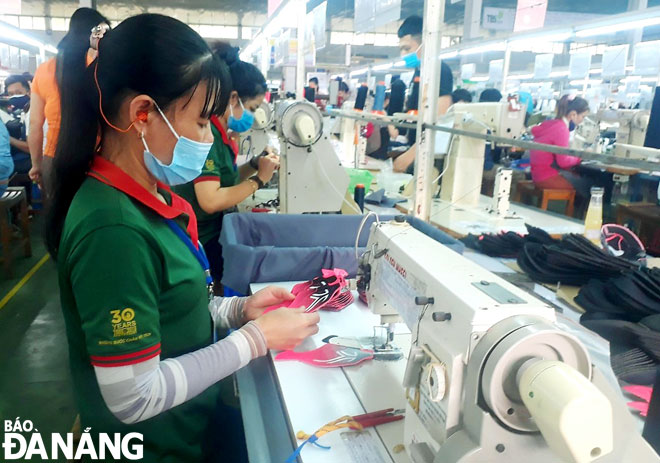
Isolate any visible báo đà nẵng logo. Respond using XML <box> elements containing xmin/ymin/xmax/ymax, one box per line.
<box><xmin>2</xmin><ymin>418</ymin><xmax>143</xmax><ymax>460</ymax></box>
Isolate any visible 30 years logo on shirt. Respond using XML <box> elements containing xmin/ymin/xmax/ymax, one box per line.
<box><xmin>110</xmin><ymin>308</ymin><xmax>137</xmax><ymax>338</ymax></box>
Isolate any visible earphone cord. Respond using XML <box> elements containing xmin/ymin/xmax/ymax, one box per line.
<box><xmin>94</xmin><ymin>40</ymin><xmax>143</xmax><ymax>133</ymax></box>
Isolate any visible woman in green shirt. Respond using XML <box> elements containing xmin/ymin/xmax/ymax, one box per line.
<box><xmin>48</xmin><ymin>14</ymin><xmax>318</xmax><ymax>462</ymax></box>
<box><xmin>176</xmin><ymin>43</ymin><xmax>278</xmax><ymax>290</ymax></box>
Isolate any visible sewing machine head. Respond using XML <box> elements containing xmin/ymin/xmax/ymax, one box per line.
<box><xmin>359</xmin><ymin>220</ymin><xmax>657</xmax><ymax>463</ymax></box>
<box><xmin>275</xmin><ymin>100</ymin><xmax>349</xmax><ymax>213</ymax></box>
<box><xmin>449</xmin><ymin>101</ymin><xmax>526</xmax><ymax>141</ymax></box>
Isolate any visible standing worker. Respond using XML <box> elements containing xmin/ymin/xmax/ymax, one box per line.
<box><xmin>393</xmin><ymin>15</ymin><xmax>454</xmax><ymax>173</ymax></box>
<box><xmin>28</xmin><ymin>8</ymin><xmax>109</xmax><ymax>195</ymax></box>
<box><xmin>175</xmin><ymin>44</ymin><xmax>279</xmax><ymax>290</ymax></box>
<box><xmin>49</xmin><ymin>14</ymin><xmax>318</xmax><ymax>462</ymax></box>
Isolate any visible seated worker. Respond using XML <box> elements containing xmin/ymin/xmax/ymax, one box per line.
<box><xmin>49</xmin><ymin>14</ymin><xmax>318</xmax><ymax>462</ymax></box>
<box><xmin>175</xmin><ymin>43</ymin><xmax>279</xmax><ymax>289</ymax></box>
<box><xmin>4</xmin><ymin>74</ymin><xmax>32</xmax><ymax>167</ymax></box>
<box><xmin>337</xmin><ymin>80</ymin><xmax>350</xmax><ymax>107</ymax></box>
<box><xmin>393</xmin><ymin>15</ymin><xmax>454</xmax><ymax>173</ymax></box>
<box><xmin>366</xmin><ymin>80</ymin><xmax>407</xmax><ymax>160</ymax></box>
<box><xmin>451</xmin><ymin>88</ymin><xmax>472</xmax><ymax>104</ymax></box>
<box><xmin>308</xmin><ymin>77</ymin><xmax>319</xmax><ymax>92</ymax></box>
<box><xmin>530</xmin><ymin>95</ymin><xmax>590</xmax><ymax>201</ymax></box>
<box><xmin>0</xmin><ymin>121</ymin><xmax>14</xmax><ymax>196</ymax></box>
<box><xmin>4</xmin><ymin>74</ymin><xmax>33</xmax><ymax>202</ymax></box>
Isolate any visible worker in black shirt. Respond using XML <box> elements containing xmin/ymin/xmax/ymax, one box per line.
<box><xmin>393</xmin><ymin>15</ymin><xmax>454</xmax><ymax>173</ymax></box>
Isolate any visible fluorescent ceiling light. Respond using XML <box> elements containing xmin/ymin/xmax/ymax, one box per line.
<box><xmin>350</xmin><ymin>68</ymin><xmax>368</xmax><ymax>77</ymax></box>
<box><xmin>469</xmin><ymin>76</ymin><xmax>489</xmax><ymax>82</ymax></box>
<box><xmin>439</xmin><ymin>51</ymin><xmax>458</xmax><ymax>59</ymax></box>
<box><xmin>394</xmin><ymin>60</ymin><xmax>405</xmax><ymax>67</ymax></box>
<box><xmin>569</xmin><ymin>79</ymin><xmax>603</xmax><ymax>86</ymax></box>
<box><xmin>459</xmin><ymin>42</ymin><xmax>505</xmax><ymax>56</ymax></box>
<box><xmin>0</xmin><ymin>21</ymin><xmax>43</xmax><ymax>48</ymax></box>
<box><xmin>576</xmin><ymin>16</ymin><xmax>660</xmax><ymax>37</ymax></box>
<box><xmin>373</xmin><ymin>62</ymin><xmax>393</xmax><ymax>71</ymax></box>
<box><xmin>45</xmin><ymin>44</ymin><xmax>57</xmax><ymax>54</ymax></box>
<box><xmin>509</xmin><ymin>31</ymin><xmax>572</xmax><ymax>44</ymax></box>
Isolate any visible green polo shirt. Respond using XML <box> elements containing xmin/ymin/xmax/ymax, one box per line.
<box><xmin>175</xmin><ymin>122</ymin><xmax>240</xmax><ymax>244</ymax></box>
<box><xmin>58</xmin><ymin>164</ymin><xmax>220</xmax><ymax>462</ymax></box>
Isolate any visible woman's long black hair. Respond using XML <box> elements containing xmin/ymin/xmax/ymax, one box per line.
<box><xmin>55</xmin><ymin>7</ymin><xmax>109</xmax><ymax>94</ymax></box>
<box><xmin>213</xmin><ymin>42</ymin><xmax>267</xmax><ymax>100</ymax></box>
<box><xmin>47</xmin><ymin>13</ymin><xmax>227</xmax><ymax>258</ymax></box>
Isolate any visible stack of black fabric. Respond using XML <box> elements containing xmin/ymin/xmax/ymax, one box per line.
<box><xmin>517</xmin><ymin>234</ymin><xmax>639</xmax><ymax>286</ymax></box>
<box><xmin>461</xmin><ymin>224</ymin><xmax>556</xmax><ymax>258</ymax></box>
<box><xmin>576</xmin><ymin>268</ymin><xmax>660</xmax><ymax>383</ymax></box>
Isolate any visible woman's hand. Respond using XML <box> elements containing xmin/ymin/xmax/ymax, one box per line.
<box><xmin>243</xmin><ymin>286</ymin><xmax>295</xmax><ymax>322</ymax></box>
<box><xmin>29</xmin><ymin>164</ymin><xmax>42</xmax><ymax>188</ymax></box>
<box><xmin>257</xmin><ymin>153</ymin><xmax>280</xmax><ymax>184</ymax></box>
<box><xmin>254</xmin><ymin>307</ymin><xmax>320</xmax><ymax>350</ymax></box>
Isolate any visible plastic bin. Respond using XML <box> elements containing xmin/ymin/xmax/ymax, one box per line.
<box><xmin>220</xmin><ymin>213</ymin><xmax>464</xmax><ymax>295</ymax></box>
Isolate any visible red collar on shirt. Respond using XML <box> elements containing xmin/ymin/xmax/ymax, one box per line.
<box><xmin>87</xmin><ymin>156</ymin><xmax>199</xmax><ymax>247</ymax></box>
<box><xmin>210</xmin><ymin>115</ymin><xmax>238</xmax><ymax>163</ymax></box>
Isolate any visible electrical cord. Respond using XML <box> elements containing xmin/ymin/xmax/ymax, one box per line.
<box><xmin>355</xmin><ymin>211</ymin><xmax>380</xmax><ymax>260</ymax></box>
<box><xmin>316</xmin><ymin>152</ymin><xmax>363</xmax><ymax>215</ymax></box>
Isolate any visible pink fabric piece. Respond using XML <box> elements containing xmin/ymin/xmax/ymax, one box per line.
<box><xmin>263</xmin><ymin>269</ymin><xmax>350</xmax><ymax>314</ymax></box>
<box><xmin>623</xmin><ymin>385</ymin><xmax>653</xmax><ymax>402</ymax></box>
<box><xmin>322</xmin><ymin>288</ymin><xmax>354</xmax><ymax>312</ymax></box>
<box><xmin>627</xmin><ymin>401</ymin><xmax>649</xmax><ymax>417</ymax></box>
<box><xmin>530</xmin><ymin>119</ymin><xmax>581</xmax><ymax>183</ymax></box>
<box><xmin>275</xmin><ymin>343</ymin><xmax>374</xmax><ymax>367</ymax></box>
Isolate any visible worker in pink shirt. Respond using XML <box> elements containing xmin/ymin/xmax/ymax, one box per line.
<box><xmin>530</xmin><ymin>95</ymin><xmax>591</xmax><ymax>210</ymax></box>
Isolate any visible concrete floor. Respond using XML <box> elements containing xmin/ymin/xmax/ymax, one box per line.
<box><xmin>0</xmin><ymin>214</ymin><xmax>77</xmax><ymax>455</ymax></box>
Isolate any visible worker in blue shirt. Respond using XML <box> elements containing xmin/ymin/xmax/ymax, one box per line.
<box><xmin>0</xmin><ymin>122</ymin><xmax>15</xmax><ymax>196</ymax></box>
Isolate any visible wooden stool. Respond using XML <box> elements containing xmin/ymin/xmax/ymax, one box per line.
<box><xmin>513</xmin><ymin>180</ymin><xmax>575</xmax><ymax>217</ymax></box>
<box><xmin>0</xmin><ymin>187</ymin><xmax>32</xmax><ymax>278</ymax></box>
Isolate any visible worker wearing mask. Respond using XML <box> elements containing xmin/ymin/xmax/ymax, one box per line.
<box><xmin>175</xmin><ymin>43</ymin><xmax>279</xmax><ymax>289</ymax></box>
<box><xmin>4</xmin><ymin>75</ymin><xmax>32</xmax><ymax>175</ymax></box>
<box><xmin>50</xmin><ymin>14</ymin><xmax>318</xmax><ymax>462</ymax></box>
<box><xmin>393</xmin><ymin>15</ymin><xmax>454</xmax><ymax>173</ymax></box>
<box><xmin>530</xmin><ymin>95</ymin><xmax>589</xmax><ymax>200</ymax></box>
<box><xmin>29</xmin><ymin>7</ymin><xmax>110</xmax><ymax>196</ymax></box>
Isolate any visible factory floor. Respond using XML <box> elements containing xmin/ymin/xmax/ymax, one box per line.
<box><xmin>0</xmin><ymin>214</ymin><xmax>77</xmax><ymax>442</ymax></box>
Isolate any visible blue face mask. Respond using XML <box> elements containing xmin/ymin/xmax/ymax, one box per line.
<box><xmin>228</xmin><ymin>99</ymin><xmax>255</xmax><ymax>133</ymax></box>
<box><xmin>401</xmin><ymin>44</ymin><xmax>422</xmax><ymax>69</ymax></box>
<box><xmin>142</xmin><ymin>103</ymin><xmax>213</xmax><ymax>186</ymax></box>
<box><xmin>569</xmin><ymin>120</ymin><xmax>576</xmax><ymax>132</ymax></box>
<box><xmin>9</xmin><ymin>94</ymin><xmax>29</xmax><ymax>110</ymax></box>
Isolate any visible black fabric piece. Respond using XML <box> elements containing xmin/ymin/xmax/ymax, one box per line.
<box><xmin>460</xmin><ymin>223</ymin><xmax>558</xmax><ymax>258</ymax></box>
<box><xmin>517</xmin><ymin>234</ymin><xmax>639</xmax><ymax>286</ymax></box>
<box><xmin>611</xmin><ymin>349</ymin><xmax>659</xmax><ymax>384</ymax></box>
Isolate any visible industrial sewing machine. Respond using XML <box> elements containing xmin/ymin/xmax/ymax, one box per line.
<box><xmin>439</xmin><ymin>101</ymin><xmax>526</xmax><ymax>215</ymax></box>
<box><xmin>239</xmin><ymin>101</ymin><xmax>274</xmax><ymax>157</ymax></box>
<box><xmin>275</xmin><ymin>100</ymin><xmax>350</xmax><ymax>213</ymax></box>
<box><xmin>597</xmin><ymin>109</ymin><xmax>650</xmax><ymax>147</ymax></box>
<box><xmin>359</xmin><ymin>219</ymin><xmax>658</xmax><ymax>463</ymax></box>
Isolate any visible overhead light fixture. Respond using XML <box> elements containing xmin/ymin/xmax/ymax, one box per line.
<box><xmin>372</xmin><ymin>62</ymin><xmax>393</xmax><ymax>71</ymax></box>
<box><xmin>439</xmin><ymin>51</ymin><xmax>458</xmax><ymax>60</ymax></box>
<box><xmin>459</xmin><ymin>42</ymin><xmax>505</xmax><ymax>56</ymax></box>
<box><xmin>576</xmin><ymin>16</ymin><xmax>660</xmax><ymax>37</ymax></box>
<box><xmin>569</xmin><ymin>79</ymin><xmax>603</xmax><ymax>86</ymax></box>
<box><xmin>45</xmin><ymin>45</ymin><xmax>58</xmax><ymax>54</ymax></box>
<box><xmin>394</xmin><ymin>60</ymin><xmax>405</xmax><ymax>67</ymax></box>
<box><xmin>509</xmin><ymin>31</ymin><xmax>572</xmax><ymax>44</ymax></box>
<box><xmin>469</xmin><ymin>76</ymin><xmax>489</xmax><ymax>82</ymax></box>
<box><xmin>350</xmin><ymin>68</ymin><xmax>368</xmax><ymax>77</ymax></box>
<box><xmin>0</xmin><ymin>22</ymin><xmax>41</xmax><ymax>48</ymax></box>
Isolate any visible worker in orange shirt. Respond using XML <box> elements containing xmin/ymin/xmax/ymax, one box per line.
<box><xmin>28</xmin><ymin>8</ymin><xmax>110</xmax><ymax>196</ymax></box>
